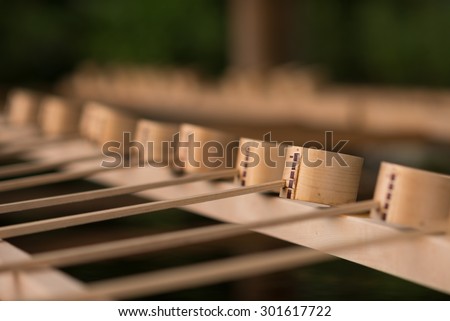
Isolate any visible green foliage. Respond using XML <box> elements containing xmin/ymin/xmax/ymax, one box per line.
<box><xmin>303</xmin><ymin>0</ymin><xmax>450</xmax><ymax>86</ymax></box>
<box><xmin>0</xmin><ymin>1</ymin><xmax>79</xmax><ymax>85</ymax></box>
<box><xmin>74</xmin><ymin>0</ymin><xmax>226</xmax><ymax>69</ymax></box>
<box><xmin>0</xmin><ymin>0</ymin><xmax>226</xmax><ymax>85</ymax></box>
<box><xmin>0</xmin><ymin>0</ymin><xmax>449</xmax><ymax>87</ymax></box>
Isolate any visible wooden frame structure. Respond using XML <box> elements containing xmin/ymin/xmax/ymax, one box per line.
<box><xmin>0</xmin><ymin>134</ymin><xmax>449</xmax><ymax>299</ymax></box>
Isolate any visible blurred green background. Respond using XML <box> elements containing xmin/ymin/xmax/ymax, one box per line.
<box><xmin>1</xmin><ymin>0</ymin><xmax>450</xmax><ymax>87</ymax></box>
<box><xmin>0</xmin><ymin>0</ymin><xmax>226</xmax><ymax>86</ymax></box>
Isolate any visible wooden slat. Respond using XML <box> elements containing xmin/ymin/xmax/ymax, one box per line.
<box><xmin>84</xmin><ymin>159</ymin><xmax>450</xmax><ymax>294</ymax></box>
<box><xmin>0</xmin><ymin>154</ymin><xmax>101</xmax><ymax>179</ymax></box>
<box><xmin>7</xmin><ymin>138</ymin><xmax>450</xmax><ymax>296</ymax></box>
<box><xmin>0</xmin><ymin>169</ymin><xmax>237</xmax><ymax>213</ymax></box>
<box><xmin>0</xmin><ymin>200</ymin><xmax>376</xmax><ymax>271</ymax></box>
<box><xmin>0</xmin><ymin>180</ymin><xmax>285</xmax><ymax>239</ymax></box>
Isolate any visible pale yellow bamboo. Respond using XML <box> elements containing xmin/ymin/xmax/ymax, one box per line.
<box><xmin>0</xmin><ymin>169</ymin><xmax>237</xmax><ymax>213</ymax></box>
<box><xmin>55</xmin><ymin>227</ymin><xmax>445</xmax><ymax>300</ymax></box>
<box><xmin>0</xmin><ymin>200</ymin><xmax>376</xmax><ymax>271</ymax></box>
<box><xmin>0</xmin><ymin>180</ymin><xmax>285</xmax><ymax>239</ymax></box>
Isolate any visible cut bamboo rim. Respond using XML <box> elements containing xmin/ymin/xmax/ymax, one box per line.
<box><xmin>175</xmin><ymin>123</ymin><xmax>238</xmax><ymax>174</ymax></box>
<box><xmin>5</xmin><ymin>89</ymin><xmax>41</xmax><ymax>126</ymax></box>
<box><xmin>0</xmin><ymin>169</ymin><xmax>237</xmax><ymax>214</ymax></box>
<box><xmin>279</xmin><ymin>146</ymin><xmax>364</xmax><ymax>205</ymax></box>
<box><xmin>236</xmin><ymin>138</ymin><xmax>287</xmax><ymax>191</ymax></box>
<box><xmin>38</xmin><ymin>96</ymin><xmax>81</xmax><ymax>138</ymax></box>
<box><xmin>0</xmin><ymin>180</ymin><xmax>284</xmax><ymax>239</ymax></box>
<box><xmin>50</xmin><ymin>225</ymin><xmax>446</xmax><ymax>301</ymax></box>
<box><xmin>0</xmin><ymin>200</ymin><xmax>377</xmax><ymax>271</ymax></box>
<box><xmin>133</xmin><ymin>119</ymin><xmax>178</xmax><ymax>164</ymax></box>
<box><xmin>371</xmin><ymin>162</ymin><xmax>450</xmax><ymax>229</ymax></box>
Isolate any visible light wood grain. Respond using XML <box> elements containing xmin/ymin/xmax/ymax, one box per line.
<box><xmin>280</xmin><ymin>146</ymin><xmax>363</xmax><ymax>205</ymax></box>
<box><xmin>52</xmin><ymin>227</ymin><xmax>444</xmax><ymax>300</ymax></box>
<box><xmin>0</xmin><ymin>166</ymin><xmax>106</xmax><ymax>193</ymax></box>
<box><xmin>0</xmin><ymin>180</ymin><xmax>284</xmax><ymax>239</ymax></box>
<box><xmin>0</xmin><ymin>169</ymin><xmax>237</xmax><ymax>213</ymax></box>
<box><xmin>85</xmin><ymin>163</ymin><xmax>450</xmax><ymax>294</ymax></box>
<box><xmin>0</xmin><ymin>154</ymin><xmax>101</xmax><ymax>179</ymax></box>
<box><xmin>371</xmin><ymin>162</ymin><xmax>450</xmax><ymax>229</ymax></box>
<box><xmin>237</xmin><ymin>138</ymin><xmax>286</xmax><ymax>191</ymax></box>
<box><xmin>0</xmin><ymin>200</ymin><xmax>376</xmax><ymax>271</ymax></box>
<box><xmin>133</xmin><ymin>119</ymin><xmax>178</xmax><ymax>163</ymax></box>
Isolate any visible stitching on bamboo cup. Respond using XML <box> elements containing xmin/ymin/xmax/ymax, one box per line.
<box><xmin>236</xmin><ymin>138</ymin><xmax>287</xmax><ymax>191</ymax></box>
<box><xmin>371</xmin><ymin>162</ymin><xmax>450</xmax><ymax>229</ymax></box>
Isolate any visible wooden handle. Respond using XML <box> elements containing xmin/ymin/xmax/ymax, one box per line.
<box><xmin>0</xmin><ymin>200</ymin><xmax>376</xmax><ymax>271</ymax></box>
<box><xmin>0</xmin><ymin>166</ymin><xmax>106</xmax><ymax>193</ymax></box>
<box><xmin>280</xmin><ymin>146</ymin><xmax>363</xmax><ymax>205</ymax></box>
<box><xmin>0</xmin><ymin>180</ymin><xmax>285</xmax><ymax>239</ymax></box>
<box><xmin>0</xmin><ymin>154</ymin><xmax>100</xmax><ymax>179</ymax></box>
<box><xmin>51</xmin><ymin>225</ymin><xmax>442</xmax><ymax>301</ymax></box>
<box><xmin>371</xmin><ymin>162</ymin><xmax>450</xmax><ymax>229</ymax></box>
<box><xmin>0</xmin><ymin>169</ymin><xmax>237</xmax><ymax>214</ymax></box>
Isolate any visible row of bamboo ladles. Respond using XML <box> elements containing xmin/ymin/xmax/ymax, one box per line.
<box><xmin>0</xmin><ymin>88</ymin><xmax>449</xmax><ymax>299</ymax></box>
<box><xmin>1</xmin><ymin>88</ymin><xmax>449</xmax><ymax>230</ymax></box>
